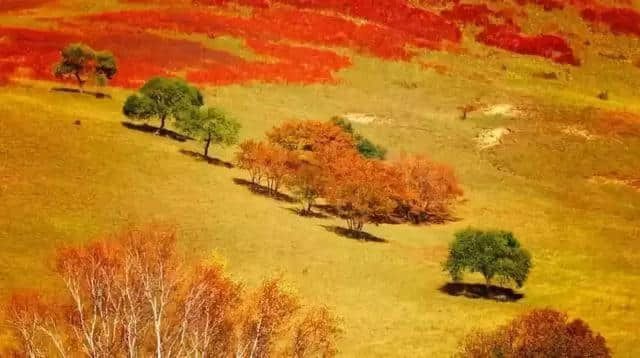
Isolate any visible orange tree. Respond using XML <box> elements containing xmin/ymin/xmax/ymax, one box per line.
<box><xmin>393</xmin><ymin>155</ymin><xmax>463</xmax><ymax>223</ymax></box>
<box><xmin>3</xmin><ymin>225</ymin><xmax>342</xmax><ymax>357</ymax></box>
<box><xmin>459</xmin><ymin>309</ymin><xmax>610</xmax><ymax>358</ymax></box>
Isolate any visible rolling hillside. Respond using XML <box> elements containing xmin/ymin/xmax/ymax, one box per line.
<box><xmin>1</xmin><ymin>0</ymin><xmax>639</xmax><ymax>356</ymax></box>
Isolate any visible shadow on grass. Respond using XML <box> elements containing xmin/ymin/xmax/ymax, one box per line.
<box><xmin>121</xmin><ymin>122</ymin><xmax>191</xmax><ymax>142</ymax></box>
<box><xmin>232</xmin><ymin>178</ymin><xmax>296</xmax><ymax>203</ymax></box>
<box><xmin>321</xmin><ymin>225</ymin><xmax>388</xmax><ymax>243</ymax></box>
<box><xmin>51</xmin><ymin>87</ymin><xmax>112</xmax><ymax>99</ymax></box>
<box><xmin>439</xmin><ymin>283</ymin><xmax>524</xmax><ymax>302</ymax></box>
<box><xmin>179</xmin><ymin>150</ymin><xmax>234</xmax><ymax>168</ymax></box>
<box><xmin>285</xmin><ymin>207</ymin><xmax>329</xmax><ymax>219</ymax></box>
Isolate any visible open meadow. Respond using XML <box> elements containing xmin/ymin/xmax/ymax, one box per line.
<box><xmin>0</xmin><ymin>0</ymin><xmax>639</xmax><ymax>356</ymax></box>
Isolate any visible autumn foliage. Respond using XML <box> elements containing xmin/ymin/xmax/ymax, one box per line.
<box><xmin>458</xmin><ymin>309</ymin><xmax>611</xmax><ymax>358</ymax></box>
<box><xmin>236</xmin><ymin>120</ymin><xmax>462</xmax><ymax>235</ymax></box>
<box><xmin>3</xmin><ymin>225</ymin><xmax>341</xmax><ymax>357</ymax></box>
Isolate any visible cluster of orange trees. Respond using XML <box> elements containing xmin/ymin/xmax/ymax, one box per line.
<box><xmin>235</xmin><ymin>120</ymin><xmax>463</xmax><ymax>235</ymax></box>
<box><xmin>3</xmin><ymin>225</ymin><xmax>340</xmax><ymax>357</ymax></box>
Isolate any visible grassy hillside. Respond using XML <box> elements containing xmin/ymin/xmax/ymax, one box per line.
<box><xmin>1</xmin><ymin>0</ymin><xmax>640</xmax><ymax>356</ymax></box>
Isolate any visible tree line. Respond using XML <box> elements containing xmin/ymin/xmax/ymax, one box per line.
<box><xmin>3</xmin><ymin>225</ymin><xmax>341</xmax><ymax>357</ymax></box>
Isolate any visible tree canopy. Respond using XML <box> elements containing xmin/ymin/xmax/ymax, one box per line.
<box><xmin>443</xmin><ymin>228</ymin><xmax>532</xmax><ymax>291</ymax></box>
<box><xmin>53</xmin><ymin>43</ymin><xmax>117</xmax><ymax>91</ymax></box>
<box><xmin>459</xmin><ymin>309</ymin><xmax>610</xmax><ymax>358</ymax></box>
<box><xmin>123</xmin><ymin>77</ymin><xmax>204</xmax><ymax>131</ymax></box>
<box><xmin>176</xmin><ymin>106</ymin><xmax>241</xmax><ymax>157</ymax></box>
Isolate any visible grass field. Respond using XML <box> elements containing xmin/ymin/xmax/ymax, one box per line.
<box><xmin>1</xmin><ymin>0</ymin><xmax>640</xmax><ymax>356</ymax></box>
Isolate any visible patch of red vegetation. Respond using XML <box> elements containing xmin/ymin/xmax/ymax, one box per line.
<box><xmin>84</xmin><ymin>7</ymin><xmax>451</xmax><ymax>60</ymax></box>
<box><xmin>581</xmin><ymin>5</ymin><xmax>640</xmax><ymax>37</ymax></box>
<box><xmin>0</xmin><ymin>27</ymin><xmax>73</xmax><ymax>84</ymax></box>
<box><xmin>0</xmin><ymin>22</ymin><xmax>350</xmax><ymax>87</ymax></box>
<box><xmin>441</xmin><ymin>4</ymin><xmax>501</xmax><ymax>26</ymax></box>
<box><xmin>0</xmin><ymin>0</ymin><xmax>54</xmax><ymax>12</ymax></box>
<box><xmin>477</xmin><ymin>24</ymin><xmax>579</xmax><ymax>65</ymax></box>
<box><xmin>275</xmin><ymin>0</ymin><xmax>461</xmax><ymax>44</ymax></box>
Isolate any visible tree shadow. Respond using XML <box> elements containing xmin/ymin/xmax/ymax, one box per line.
<box><xmin>121</xmin><ymin>122</ymin><xmax>191</xmax><ymax>142</ymax></box>
<box><xmin>51</xmin><ymin>87</ymin><xmax>112</xmax><ymax>99</ymax></box>
<box><xmin>179</xmin><ymin>149</ymin><xmax>234</xmax><ymax>168</ymax></box>
<box><xmin>232</xmin><ymin>178</ymin><xmax>296</xmax><ymax>203</ymax></box>
<box><xmin>439</xmin><ymin>283</ymin><xmax>524</xmax><ymax>302</ymax></box>
<box><xmin>285</xmin><ymin>207</ymin><xmax>329</xmax><ymax>219</ymax></box>
<box><xmin>321</xmin><ymin>225</ymin><xmax>388</xmax><ymax>243</ymax></box>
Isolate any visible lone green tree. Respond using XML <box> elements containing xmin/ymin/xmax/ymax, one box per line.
<box><xmin>443</xmin><ymin>228</ymin><xmax>532</xmax><ymax>294</ymax></box>
<box><xmin>176</xmin><ymin>107</ymin><xmax>241</xmax><ymax>157</ymax></box>
<box><xmin>123</xmin><ymin>77</ymin><xmax>204</xmax><ymax>132</ymax></box>
<box><xmin>53</xmin><ymin>43</ymin><xmax>117</xmax><ymax>92</ymax></box>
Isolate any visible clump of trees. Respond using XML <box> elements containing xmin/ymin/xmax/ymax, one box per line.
<box><xmin>443</xmin><ymin>228</ymin><xmax>532</xmax><ymax>294</ymax></box>
<box><xmin>236</xmin><ymin>119</ymin><xmax>463</xmax><ymax>237</ymax></box>
<box><xmin>3</xmin><ymin>225</ymin><xmax>341</xmax><ymax>357</ymax></box>
<box><xmin>123</xmin><ymin>77</ymin><xmax>204</xmax><ymax>132</ymax></box>
<box><xmin>176</xmin><ymin>106</ymin><xmax>241</xmax><ymax>158</ymax></box>
<box><xmin>54</xmin><ymin>43</ymin><xmax>117</xmax><ymax>92</ymax></box>
<box><xmin>458</xmin><ymin>309</ymin><xmax>611</xmax><ymax>357</ymax></box>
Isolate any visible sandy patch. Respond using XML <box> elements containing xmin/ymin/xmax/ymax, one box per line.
<box><xmin>476</xmin><ymin>127</ymin><xmax>512</xmax><ymax>149</ymax></box>
<box><xmin>561</xmin><ymin>125</ymin><xmax>597</xmax><ymax>140</ymax></box>
<box><xmin>340</xmin><ymin>113</ymin><xmax>378</xmax><ymax>124</ymax></box>
<box><xmin>483</xmin><ymin>104</ymin><xmax>522</xmax><ymax>118</ymax></box>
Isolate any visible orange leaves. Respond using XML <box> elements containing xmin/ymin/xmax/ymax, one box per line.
<box><xmin>3</xmin><ymin>225</ymin><xmax>341</xmax><ymax>357</ymax></box>
<box><xmin>393</xmin><ymin>155</ymin><xmax>463</xmax><ymax>223</ymax></box>
<box><xmin>459</xmin><ymin>309</ymin><xmax>611</xmax><ymax>358</ymax></box>
<box><xmin>267</xmin><ymin>120</ymin><xmax>355</xmax><ymax>153</ymax></box>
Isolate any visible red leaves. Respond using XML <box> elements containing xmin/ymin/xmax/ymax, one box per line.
<box><xmin>581</xmin><ymin>5</ymin><xmax>640</xmax><ymax>38</ymax></box>
<box><xmin>477</xmin><ymin>24</ymin><xmax>579</xmax><ymax>65</ymax></box>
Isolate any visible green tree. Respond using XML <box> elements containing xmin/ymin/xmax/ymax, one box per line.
<box><xmin>123</xmin><ymin>77</ymin><xmax>204</xmax><ymax>132</ymax></box>
<box><xmin>356</xmin><ymin>138</ymin><xmax>387</xmax><ymax>160</ymax></box>
<box><xmin>176</xmin><ymin>107</ymin><xmax>241</xmax><ymax>157</ymax></box>
<box><xmin>53</xmin><ymin>43</ymin><xmax>117</xmax><ymax>92</ymax></box>
<box><xmin>443</xmin><ymin>228</ymin><xmax>532</xmax><ymax>294</ymax></box>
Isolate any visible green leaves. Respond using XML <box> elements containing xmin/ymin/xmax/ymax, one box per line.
<box><xmin>53</xmin><ymin>43</ymin><xmax>117</xmax><ymax>88</ymax></box>
<box><xmin>443</xmin><ymin>228</ymin><xmax>532</xmax><ymax>288</ymax></box>
<box><xmin>123</xmin><ymin>77</ymin><xmax>204</xmax><ymax>129</ymax></box>
<box><xmin>176</xmin><ymin>106</ymin><xmax>241</xmax><ymax>156</ymax></box>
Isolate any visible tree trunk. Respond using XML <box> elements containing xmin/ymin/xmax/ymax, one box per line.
<box><xmin>204</xmin><ymin>135</ymin><xmax>211</xmax><ymax>158</ymax></box>
<box><xmin>485</xmin><ymin>276</ymin><xmax>491</xmax><ymax>297</ymax></box>
<box><xmin>159</xmin><ymin>115</ymin><xmax>167</xmax><ymax>132</ymax></box>
<box><xmin>75</xmin><ymin>73</ymin><xmax>85</xmax><ymax>93</ymax></box>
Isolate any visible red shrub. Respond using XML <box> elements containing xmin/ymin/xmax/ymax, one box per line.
<box><xmin>477</xmin><ymin>24</ymin><xmax>579</xmax><ymax>65</ymax></box>
<box><xmin>441</xmin><ymin>4</ymin><xmax>499</xmax><ymax>26</ymax></box>
<box><xmin>581</xmin><ymin>6</ymin><xmax>640</xmax><ymax>37</ymax></box>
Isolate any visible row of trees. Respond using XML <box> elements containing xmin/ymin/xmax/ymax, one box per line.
<box><xmin>123</xmin><ymin>77</ymin><xmax>241</xmax><ymax>157</ymax></box>
<box><xmin>4</xmin><ymin>225</ymin><xmax>341</xmax><ymax>357</ymax></box>
<box><xmin>235</xmin><ymin>120</ymin><xmax>463</xmax><ymax>236</ymax></box>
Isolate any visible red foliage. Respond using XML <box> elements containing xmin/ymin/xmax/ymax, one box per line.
<box><xmin>441</xmin><ymin>4</ymin><xmax>499</xmax><ymax>26</ymax></box>
<box><xmin>581</xmin><ymin>5</ymin><xmax>640</xmax><ymax>37</ymax></box>
<box><xmin>276</xmin><ymin>0</ymin><xmax>461</xmax><ymax>44</ymax></box>
<box><xmin>477</xmin><ymin>24</ymin><xmax>579</xmax><ymax>65</ymax></box>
